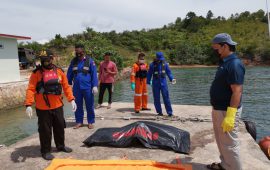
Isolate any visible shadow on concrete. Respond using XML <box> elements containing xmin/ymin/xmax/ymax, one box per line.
<box><xmin>65</xmin><ymin>121</ymin><xmax>95</xmax><ymax>129</ymax></box>
<box><xmin>130</xmin><ymin>112</ymin><xmax>155</xmax><ymax>117</ymax></box>
<box><xmin>116</xmin><ymin>107</ymin><xmax>134</xmax><ymax>113</ymax></box>
<box><xmin>116</xmin><ymin>107</ymin><xmax>155</xmax><ymax>116</ymax></box>
<box><xmin>65</xmin><ymin>121</ymin><xmax>77</xmax><ymax>128</ymax></box>
<box><xmin>171</xmin><ymin>157</ymin><xmax>208</xmax><ymax>170</ymax></box>
<box><xmin>10</xmin><ymin>145</ymin><xmax>40</xmax><ymax>163</ymax></box>
<box><xmin>190</xmin><ymin>130</ymin><xmax>214</xmax><ymax>153</ymax></box>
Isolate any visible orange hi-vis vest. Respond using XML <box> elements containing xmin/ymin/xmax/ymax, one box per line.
<box><xmin>130</xmin><ymin>62</ymin><xmax>148</xmax><ymax>83</ymax></box>
<box><xmin>25</xmin><ymin>67</ymin><xmax>75</xmax><ymax>110</ymax></box>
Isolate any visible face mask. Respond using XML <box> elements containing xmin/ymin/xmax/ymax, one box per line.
<box><xmin>139</xmin><ymin>59</ymin><xmax>145</xmax><ymax>64</ymax></box>
<box><xmin>76</xmin><ymin>52</ymin><xmax>83</xmax><ymax>57</ymax></box>
<box><xmin>41</xmin><ymin>58</ymin><xmax>53</xmax><ymax>69</ymax></box>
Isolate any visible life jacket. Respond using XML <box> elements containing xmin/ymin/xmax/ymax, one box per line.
<box><xmin>135</xmin><ymin>63</ymin><xmax>147</xmax><ymax>79</ymax></box>
<box><xmin>35</xmin><ymin>65</ymin><xmax>62</xmax><ymax>107</ymax></box>
<box><xmin>153</xmin><ymin>61</ymin><xmax>166</xmax><ymax>78</ymax></box>
<box><xmin>71</xmin><ymin>56</ymin><xmax>90</xmax><ymax>75</ymax></box>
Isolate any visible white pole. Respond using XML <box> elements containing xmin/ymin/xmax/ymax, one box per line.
<box><xmin>266</xmin><ymin>0</ymin><xmax>270</xmax><ymax>37</ymax></box>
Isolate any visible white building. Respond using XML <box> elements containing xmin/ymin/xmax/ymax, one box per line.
<box><xmin>0</xmin><ymin>34</ymin><xmax>31</xmax><ymax>83</ymax></box>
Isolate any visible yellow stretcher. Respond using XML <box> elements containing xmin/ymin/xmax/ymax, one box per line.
<box><xmin>45</xmin><ymin>159</ymin><xmax>192</xmax><ymax>170</ymax></box>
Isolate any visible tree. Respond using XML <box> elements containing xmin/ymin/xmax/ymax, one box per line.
<box><xmin>19</xmin><ymin>10</ymin><xmax>270</xmax><ymax>66</ymax></box>
<box><xmin>175</xmin><ymin>17</ymin><xmax>182</xmax><ymax>31</ymax></box>
<box><xmin>251</xmin><ymin>9</ymin><xmax>265</xmax><ymax>21</ymax></box>
<box><xmin>50</xmin><ymin>34</ymin><xmax>65</xmax><ymax>49</ymax></box>
<box><xmin>206</xmin><ymin>10</ymin><xmax>214</xmax><ymax>19</ymax></box>
<box><xmin>23</xmin><ymin>41</ymin><xmax>43</xmax><ymax>54</ymax></box>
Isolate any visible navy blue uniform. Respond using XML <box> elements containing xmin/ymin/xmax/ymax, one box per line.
<box><xmin>210</xmin><ymin>53</ymin><xmax>245</xmax><ymax>110</ymax></box>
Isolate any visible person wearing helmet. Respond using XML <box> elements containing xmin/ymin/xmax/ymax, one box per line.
<box><xmin>24</xmin><ymin>50</ymin><xmax>77</xmax><ymax>160</ymax></box>
<box><xmin>67</xmin><ymin>44</ymin><xmax>98</xmax><ymax>129</ymax></box>
<box><xmin>130</xmin><ymin>52</ymin><xmax>151</xmax><ymax>113</ymax></box>
<box><xmin>147</xmin><ymin>52</ymin><xmax>176</xmax><ymax>116</ymax></box>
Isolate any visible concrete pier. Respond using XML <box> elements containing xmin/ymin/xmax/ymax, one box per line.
<box><xmin>0</xmin><ymin>102</ymin><xmax>269</xmax><ymax>170</ymax></box>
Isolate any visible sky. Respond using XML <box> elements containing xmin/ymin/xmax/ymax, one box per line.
<box><xmin>0</xmin><ymin>0</ymin><xmax>268</xmax><ymax>43</ymax></box>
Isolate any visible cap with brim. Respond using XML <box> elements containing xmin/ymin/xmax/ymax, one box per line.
<box><xmin>212</xmin><ymin>33</ymin><xmax>237</xmax><ymax>45</ymax></box>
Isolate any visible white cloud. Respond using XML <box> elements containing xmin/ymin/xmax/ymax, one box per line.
<box><xmin>36</xmin><ymin>39</ymin><xmax>50</xmax><ymax>45</ymax></box>
<box><xmin>81</xmin><ymin>17</ymin><xmax>114</xmax><ymax>31</ymax></box>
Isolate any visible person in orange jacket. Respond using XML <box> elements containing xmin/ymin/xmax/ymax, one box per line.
<box><xmin>24</xmin><ymin>50</ymin><xmax>77</xmax><ymax>160</ymax></box>
<box><xmin>130</xmin><ymin>53</ymin><xmax>151</xmax><ymax>113</ymax></box>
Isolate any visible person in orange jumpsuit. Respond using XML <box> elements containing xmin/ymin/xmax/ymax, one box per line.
<box><xmin>24</xmin><ymin>50</ymin><xmax>77</xmax><ymax>160</ymax></box>
<box><xmin>130</xmin><ymin>53</ymin><xmax>151</xmax><ymax>113</ymax></box>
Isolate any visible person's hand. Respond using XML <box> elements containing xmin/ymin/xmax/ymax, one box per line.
<box><xmin>131</xmin><ymin>83</ymin><xmax>135</xmax><ymax>91</ymax></box>
<box><xmin>172</xmin><ymin>79</ymin><xmax>176</xmax><ymax>85</ymax></box>
<box><xmin>70</xmin><ymin>100</ymin><xmax>77</xmax><ymax>112</ymax></box>
<box><xmin>106</xmin><ymin>69</ymin><xmax>114</xmax><ymax>74</ymax></box>
<box><xmin>26</xmin><ymin>106</ymin><xmax>33</xmax><ymax>119</ymax></box>
<box><xmin>104</xmin><ymin>68</ymin><xmax>112</xmax><ymax>74</ymax></box>
<box><xmin>222</xmin><ymin>107</ymin><xmax>237</xmax><ymax>132</ymax></box>
<box><xmin>92</xmin><ymin>86</ymin><xmax>98</xmax><ymax>95</ymax></box>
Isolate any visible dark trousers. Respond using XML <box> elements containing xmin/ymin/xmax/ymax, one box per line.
<box><xmin>98</xmin><ymin>83</ymin><xmax>113</xmax><ymax>104</ymax></box>
<box><xmin>36</xmin><ymin>106</ymin><xmax>66</xmax><ymax>154</ymax></box>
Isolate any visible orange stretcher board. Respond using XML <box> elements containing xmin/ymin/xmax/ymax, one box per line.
<box><xmin>45</xmin><ymin>159</ymin><xmax>192</xmax><ymax>170</ymax></box>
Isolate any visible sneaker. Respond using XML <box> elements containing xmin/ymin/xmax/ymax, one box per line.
<box><xmin>95</xmin><ymin>104</ymin><xmax>102</xmax><ymax>109</ymax></box>
<box><xmin>41</xmin><ymin>152</ymin><xmax>54</xmax><ymax>160</ymax></box>
<box><xmin>135</xmin><ymin>110</ymin><xmax>140</xmax><ymax>114</ymax></box>
<box><xmin>157</xmin><ymin>113</ymin><xmax>163</xmax><ymax>116</ymax></box>
<box><xmin>107</xmin><ymin>104</ymin><xmax>111</xmax><ymax>109</ymax></box>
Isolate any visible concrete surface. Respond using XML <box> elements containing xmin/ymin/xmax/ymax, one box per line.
<box><xmin>0</xmin><ymin>102</ymin><xmax>269</xmax><ymax>170</ymax></box>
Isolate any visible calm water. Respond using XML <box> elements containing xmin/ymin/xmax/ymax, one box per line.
<box><xmin>0</xmin><ymin>67</ymin><xmax>269</xmax><ymax>146</ymax></box>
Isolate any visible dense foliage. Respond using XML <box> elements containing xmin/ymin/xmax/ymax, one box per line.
<box><xmin>19</xmin><ymin>9</ymin><xmax>270</xmax><ymax>67</ymax></box>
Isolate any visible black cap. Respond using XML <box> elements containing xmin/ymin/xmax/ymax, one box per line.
<box><xmin>104</xmin><ymin>52</ymin><xmax>112</xmax><ymax>56</ymax></box>
<box><xmin>138</xmin><ymin>52</ymin><xmax>145</xmax><ymax>58</ymax></box>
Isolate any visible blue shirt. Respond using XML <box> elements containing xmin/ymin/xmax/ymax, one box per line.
<box><xmin>210</xmin><ymin>53</ymin><xmax>245</xmax><ymax>110</ymax></box>
<box><xmin>67</xmin><ymin>56</ymin><xmax>98</xmax><ymax>90</ymax></box>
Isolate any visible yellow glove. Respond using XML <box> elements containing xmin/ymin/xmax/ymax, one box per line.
<box><xmin>221</xmin><ymin>107</ymin><xmax>237</xmax><ymax>132</ymax></box>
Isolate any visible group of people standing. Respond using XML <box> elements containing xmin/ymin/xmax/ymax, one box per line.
<box><xmin>24</xmin><ymin>33</ymin><xmax>245</xmax><ymax>170</ymax></box>
<box><xmin>23</xmin><ymin>43</ymin><xmax>177</xmax><ymax>160</ymax></box>
<box><xmin>24</xmin><ymin>44</ymin><xmax>118</xmax><ymax>160</ymax></box>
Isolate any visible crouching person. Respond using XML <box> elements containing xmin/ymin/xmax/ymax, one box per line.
<box><xmin>24</xmin><ymin>50</ymin><xmax>77</xmax><ymax>160</ymax></box>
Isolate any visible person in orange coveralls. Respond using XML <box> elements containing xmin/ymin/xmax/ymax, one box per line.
<box><xmin>24</xmin><ymin>50</ymin><xmax>77</xmax><ymax>160</ymax></box>
<box><xmin>130</xmin><ymin>53</ymin><xmax>151</xmax><ymax>113</ymax></box>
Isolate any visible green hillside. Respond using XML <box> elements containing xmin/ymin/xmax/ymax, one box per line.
<box><xmin>19</xmin><ymin>9</ymin><xmax>270</xmax><ymax>69</ymax></box>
